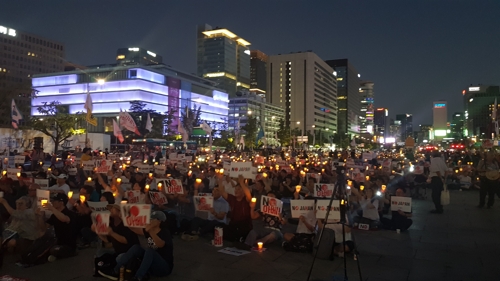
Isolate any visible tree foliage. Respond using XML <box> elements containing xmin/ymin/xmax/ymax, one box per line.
<box><xmin>128</xmin><ymin>101</ymin><xmax>177</xmax><ymax>139</ymax></box>
<box><xmin>30</xmin><ymin>101</ymin><xmax>85</xmax><ymax>153</ymax></box>
<box><xmin>180</xmin><ymin>105</ymin><xmax>201</xmax><ymax>136</ymax></box>
<box><xmin>276</xmin><ymin>118</ymin><xmax>290</xmax><ymax>147</ymax></box>
<box><xmin>242</xmin><ymin>116</ymin><xmax>258</xmax><ymax>149</ymax></box>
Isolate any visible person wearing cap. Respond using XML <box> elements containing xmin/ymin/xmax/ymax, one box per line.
<box><xmin>99</xmin><ymin>211</ymin><xmax>173</xmax><ymax>281</ymax></box>
<box><xmin>47</xmin><ymin>174</ymin><xmax>70</xmax><ymax>195</ymax></box>
<box><xmin>43</xmin><ymin>193</ymin><xmax>77</xmax><ymax>262</ymax></box>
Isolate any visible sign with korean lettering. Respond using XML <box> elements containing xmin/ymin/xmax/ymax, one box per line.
<box><xmin>229</xmin><ymin>162</ymin><xmax>253</xmax><ymax>179</ymax></box>
<box><xmin>290</xmin><ymin>199</ymin><xmax>315</xmax><ymax>218</ymax></box>
<box><xmin>315</xmin><ymin>199</ymin><xmax>340</xmax><ymax>220</ymax></box>
<box><xmin>136</xmin><ymin>164</ymin><xmax>151</xmax><ymax>174</ymax></box>
<box><xmin>390</xmin><ymin>196</ymin><xmax>412</xmax><ymax>213</ymax></box>
<box><xmin>154</xmin><ymin>165</ymin><xmax>166</xmax><ymax>175</ymax></box>
<box><xmin>314</xmin><ymin>184</ymin><xmax>334</xmax><ymax>198</ymax></box>
<box><xmin>14</xmin><ymin>155</ymin><xmax>25</xmax><ymax>165</ymax></box>
<box><xmin>82</xmin><ymin>161</ymin><xmax>95</xmax><ymax>171</ymax></box>
<box><xmin>121</xmin><ymin>204</ymin><xmax>151</xmax><ymax>228</ymax></box>
<box><xmin>260</xmin><ymin>195</ymin><xmax>283</xmax><ymax>217</ymax></box>
<box><xmin>6</xmin><ymin>168</ymin><xmax>19</xmax><ymax>181</ymax></box>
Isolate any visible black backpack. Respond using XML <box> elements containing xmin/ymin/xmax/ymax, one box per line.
<box><xmin>93</xmin><ymin>253</ymin><xmax>117</xmax><ymax>277</ymax></box>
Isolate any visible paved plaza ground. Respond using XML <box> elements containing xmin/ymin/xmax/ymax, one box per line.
<box><xmin>1</xmin><ymin>189</ymin><xmax>499</xmax><ymax>281</ymax></box>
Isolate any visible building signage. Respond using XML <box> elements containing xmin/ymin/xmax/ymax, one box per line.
<box><xmin>434</xmin><ymin>103</ymin><xmax>446</xmax><ymax>108</ymax></box>
<box><xmin>0</xmin><ymin>25</ymin><xmax>16</xmax><ymax>37</ymax></box>
<box><xmin>468</xmin><ymin>87</ymin><xmax>480</xmax><ymax>92</ymax></box>
<box><xmin>147</xmin><ymin>50</ymin><xmax>156</xmax><ymax>57</ymax></box>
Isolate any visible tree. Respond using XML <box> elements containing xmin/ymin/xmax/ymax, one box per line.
<box><xmin>180</xmin><ymin>105</ymin><xmax>201</xmax><ymax>136</ymax></box>
<box><xmin>242</xmin><ymin>115</ymin><xmax>258</xmax><ymax>149</ymax></box>
<box><xmin>128</xmin><ymin>101</ymin><xmax>178</xmax><ymax>139</ymax></box>
<box><xmin>30</xmin><ymin>101</ymin><xmax>85</xmax><ymax>153</ymax></box>
<box><xmin>276</xmin><ymin>118</ymin><xmax>290</xmax><ymax>147</ymax></box>
<box><xmin>0</xmin><ymin>81</ymin><xmax>35</xmax><ymax>128</ymax></box>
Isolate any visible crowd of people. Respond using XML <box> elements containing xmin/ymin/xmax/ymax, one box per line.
<box><xmin>0</xmin><ymin>145</ymin><xmax>497</xmax><ymax>280</ymax></box>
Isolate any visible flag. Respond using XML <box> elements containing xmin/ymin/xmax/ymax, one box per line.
<box><xmin>256</xmin><ymin>126</ymin><xmax>264</xmax><ymax>146</ymax></box>
<box><xmin>200</xmin><ymin>121</ymin><xmax>212</xmax><ymax>134</ymax></box>
<box><xmin>145</xmin><ymin>113</ymin><xmax>152</xmax><ymax>132</ymax></box>
<box><xmin>11</xmin><ymin>99</ymin><xmax>22</xmax><ymax>129</ymax></box>
<box><xmin>113</xmin><ymin>119</ymin><xmax>124</xmax><ymax>143</ymax></box>
<box><xmin>84</xmin><ymin>92</ymin><xmax>97</xmax><ymax>126</ymax></box>
<box><xmin>119</xmin><ymin>109</ymin><xmax>141</xmax><ymax>136</ymax></box>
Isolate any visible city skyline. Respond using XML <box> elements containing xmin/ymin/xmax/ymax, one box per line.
<box><xmin>1</xmin><ymin>1</ymin><xmax>499</xmax><ymax>127</ymax></box>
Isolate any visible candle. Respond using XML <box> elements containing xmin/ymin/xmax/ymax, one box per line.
<box><xmin>41</xmin><ymin>199</ymin><xmax>48</xmax><ymax>207</ymax></box>
<box><xmin>87</xmin><ymin>177</ymin><xmax>92</xmax><ymax>182</ymax></box>
<box><xmin>157</xmin><ymin>183</ymin><xmax>162</xmax><ymax>190</ymax></box>
<box><xmin>219</xmin><ymin>168</ymin><xmax>224</xmax><ymax>174</ymax></box>
<box><xmin>39</xmin><ymin>162</ymin><xmax>43</xmax><ymax>166</ymax></box>
<box><xmin>48</xmin><ymin>168</ymin><xmax>52</xmax><ymax>172</ymax></box>
<box><xmin>196</xmin><ymin>179</ymin><xmax>202</xmax><ymax>184</ymax></box>
<box><xmin>188</xmin><ymin>170</ymin><xmax>192</xmax><ymax>176</ymax></box>
<box><xmin>116</xmin><ymin>178</ymin><xmax>122</xmax><ymax>183</ymax></box>
<box><xmin>322</xmin><ymin>168</ymin><xmax>325</xmax><ymax>173</ymax></box>
<box><xmin>365</xmin><ymin>176</ymin><xmax>370</xmax><ymax>181</ymax></box>
<box><xmin>341</xmin><ymin>199</ymin><xmax>345</xmax><ymax>205</ymax></box>
<box><xmin>263</xmin><ymin>172</ymin><xmax>267</xmax><ymax>178</ymax></box>
<box><xmin>1</xmin><ymin>170</ymin><xmax>6</xmax><ymax>176</ymax></box>
<box><xmin>16</xmin><ymin>172</ymin><xmax>21</xmax><ymax>177</ymax></box>
<box><xmin>295</xmin><ymin>185</ymin><xmax>301</xmax><ymax>193</ymax></box>
<box><xmin>149</xmin><ymin>173</ymin><xmax>153</xmax><ymax>178</ymax></box>
<box><xmin>381</xmin><ymin>185</ymin><xmax>386</xmax><ymax>192</ymax></box>
<box><xmin>145</xmin><ymin>184</ymin><xmax>150</xmax><ymax>191</ymax></box>
<box><xmin>360</xmin><ymin>185</ymin><xmax>365</xmax><ymax>191</ymax></box>
<box><xmin>121</xmin><ymin>200</ymin><xmax>127</xmax><ymax>204</ymax></box>
<box><xmin>79</xmin><ymin>195</ymin><xmax>86</xmax><ymax>203</ymax></box>
<box><xmin>257</xmin><ymin>242</ymin><xmax>263</xmax><ymax>250</ymax></box>
<box><xmin>215</xmin><ymin>169</ymin><xmax>220</xmax><ymax>174</ymax></box>
<box><xmin>166</xmin><ymin>174</ymin><xmax>172</xmax><ymax>178</ymax></box>
<box><xmin>68</xmin><ymin>191</ymin><xmax>73</xmax><ymax>198</ymax></box>
<box><xmin>347</xmin><ymin>180</ymin><xmax>352</xmax><ymax>187</ymax></box>
<box><xmin>251</xmin><ymin>197</ymin><xmax>257</xmax><ymax>203</ymax></box>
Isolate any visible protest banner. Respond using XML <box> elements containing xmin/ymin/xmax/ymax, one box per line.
<box><xmin>255</xmin><ymin>156</ymin><xmax>265</xmax><ymax>164</ymax></box>
<box><xmin>82</xmin><ymin>161</ymin><xmax>95</xmax><ymax>171</ymax></box>
<box><xmin>14</xmin><ymin>155</ymin><xmax>25</xmax><ymax>165</ymax></box>
<box><xmin>36</xmin><ymin>189</ymin><xmax>50</xmax><ymax>207</ymax></box>
<box><xmin>168</xmin><ymin>153</ymin><xmax>178</xmax><ymax>160</ymax></box>
<box><xmin>149</xmin><ymin>191</ymin><xmax>168</xmax><ymax>205</ymax></box>
<box><xmin>92</xmin><ymin>212</ymin><xmax>110</xmax><ymax>235</ymax></box>
<box><xmin>390</xmin><ymin>196</ymin><xmax>412</xmax><ymax>212</ymax></box>
<box><xmin>154</xmin><ymin>165</ymin><xmax>166</xmax><ymax>175</ymax></box>
<box><xmin>290</xmin><ymin>199</ymin><xmax>315</xmax><ymax>218</ymax></box>
<box><xmin>96</xmin><ymin>160</ymin><xmax>112</xmax><ymax>173</ymax></box>
<box><xmin>229</xmin><ymin>162</ymin><xmax>254</xmax><ymax>179</ymax></box>
<box><xmin>87</xmin><ymin>201</ymin><xmax>109</xmax><ymax>212</ymax></box>
<box><xmin>34</xmin><ymin>179</ymin><xmax>49</xmax><ymax>189</ymax></box>
<box><xmin>6</xmin><ymin>168</ymin><xmax>19</xmax><ymax>181</ymax></box>
<box><xmin>121</xmin><ymin>204</ymin><xmax>151</xmax><ymax>228</ymax></box>
<box><xmin>362</xmin><ymin>152</ymin><xmax>373</xmax><ymax>161</ymax></box>
<box><xmin>223</xmin><ymin>162</ymin><xmax>231</xmax><ymax>175</ymax></box>
<box><xmin>314</xmin><ymin>184</ymin><xmax>334</xmax><ymax>198</ymax></box>
<box><xmin>194</xmin><ymin>196</ymin><xmax>214</xmax><ymax>211</ymax></box>
<box><xmin>163</xmin><ymin>178</ymin><xmax>183</xmax><ymax>194</ymax></box>
<box><xmin>260</xmin><ymin>195</ymin><xmax>283</xmax><ymax>217</ymax></box>
<box><xmin>136</xmin><ymin>164</ymin><xmax>151</xmax><ymax>174</ymax></box>
<box><xmin>126</xmin><ymin>190</ymin><xmax>141</xmax><ymax>203</ymax></box>
<box><xmin>315</xmin><ymin>199</ymin><xmax>340</xmax><ymax>220</ymax></box>
<box><xmin>107</xmin><ymin>154</ymin><xmax>117</xmax><ymax>161</ymax></box>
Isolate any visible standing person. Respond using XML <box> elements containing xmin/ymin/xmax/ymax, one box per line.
<box><xmin>429</xmin><ymin>151</ymin><xmax>447</xmax><ymax>214</ymax></box>
<box><xmin>219</xmin><ymin>175</ymin><xmax>253</xmax><ymax>242</ymax></box>
<box><xmin>476</xmin><ymin>151</ymin><xmax>499</xmax><ymax>208</ymax></box>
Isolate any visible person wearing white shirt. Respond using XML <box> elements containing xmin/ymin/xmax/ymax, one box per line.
<box><xmin>429</xmin><ymin>152</ymin><xmax>447</xmax><ymax>214</ymax></box>
<box><xmin>48</xmin><ymin>174</ymin><xmax>70</xmax><ymax>195</ymax></box>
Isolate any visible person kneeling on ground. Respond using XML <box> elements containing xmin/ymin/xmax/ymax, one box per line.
<box><xmin>282</xmin><ymin>190</ymin><xmax>315</xmax><ymax>252</ymax></box>
<box><xmin>99</xmin><ymin>211</ymin><xmax>173</xmax><ymax>281</ymax></box>
<box><xmin>182</xmin><ymin>186</ymin><xmax>229</xmax><ymax>241</ymax></box>
<box><xmin>380</xmin><ymin>188</ymin><xmax>413</xmax><ymax>232</ymax></box>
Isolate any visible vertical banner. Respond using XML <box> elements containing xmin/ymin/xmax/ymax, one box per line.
<box><xmin>167</xmin><ymin>77</ymin><xmax>181</xmax><ymax>132</ymax></box>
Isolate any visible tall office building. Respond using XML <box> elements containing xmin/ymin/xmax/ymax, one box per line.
<box><xmin>359</xmin><ymin>81</ymin><xmax>374</xmax><ymax>134</ymax></box>
<box><xmin>196</xmin><ymin>24</ymin><xmax>251</xmax><ymax>97</ymax></box>
<box><xmin>374</xmin><ymin>107</ymin><xmax>388</xmax><ymax>141</ymax></box>
<box><xmin>268</xmin><ymin>51</ymin><xmax>337</xmax><ymax>140</ymax></box>
<box><xmin>450</xmin><ymin>112</ymin><xmax>464</xmax><ymax>138</ymax></box>
<box><xmin>396</xmin><ymin>114</ymin><xmax>413</xmax><ymax>141</ymax></box>
<box><xmin>250</xmin><ymin>50</ymin><xmax>267</xmax><ymax>96</ymax></box>
<box><xmin>433</xmin><ymin>101</ymin><xmax>448</xmax><ymax>140</ymax></box>
<box><xmin>325</xmin><ymin>59</ymin><xmax>361</xmax><ymax>137</ymax></box>
<box><xmin>462</xmin><ymin>85</ymin><xmax>500</xmax><ymax>137</ymax></box>
<box><xmin>116</xmin><ymin>47</ymin><xmax>163</xmax><ymax>66</ymax></box>
<box><xmin>0</xmin><ymin>23</ymin><xmax>65</xmax><ymax>127</ymax></box>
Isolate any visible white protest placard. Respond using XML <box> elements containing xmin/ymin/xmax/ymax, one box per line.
<box><xmin>223</xmin><ymin>162</ymin><xmax>231</xmax><ymax>175</ymax></box>
<box><xmin>362</xmin><ymin>152</ymin><xmax>373</xmax><ymax>161</ymax></box>
<box><xmin>34</xmin><ymin>179</ymin><xmax>49</xmax><ymax>189</ymax></box>
<box><xmin>149</xmin><ymin>191</ymin><xmax>168</xmax><ymax>205</ymax></box>
<box><xmin>130</xmin><ymin>159</ymin><xmax>143</xmax><ymax>167</ymax></box>
<box><xmin>154</xmin><ymin>165</ymin><xmax>166</xmax><ymax>175</ymax></box>
<box><xmin>353</xmin><ymin>172</ymin><xmax>365</xmax><ymax>183</ymax></box>
<box><xmin>82</xmin><ymin>161</ymin><xmax>95</xmax><ymax>171</ymax></box>
<box><xmin>92</xmin><ymin>212</ymin><xmax>110</xmax><ymax>235</ymax></box>
<box><xmin>193</xmin><ymin>196</ymin><xmax>214</xmax><ymax>211</ymax></box>
<box><xmin>260</xmin><ymin>195</ymin><xmax>283</xmax><ymax>217</ymax></box>
<box><xmin>290</xmin><ymin>199</ymin><xmax>315</xmax><ymax>218</ymax></box>
<box><xmin>96</xmin><ymin>160</ymin><xmax>113</xmax><ymax>173</ymax></box>
<box><xmin>87</xmin><ymin>201</ymin><xmax>109</xmax><ymax>212</ymax></box>
<box><xmin>314</xmin><ymin>184</ymin><xmax>334</xmax><ymax>198</ymax></box>
<box><xmin>346</xmin><ymin>159</ymin><xmax>355</xmax><ymax>168</ymax></box>
<box><xmin>36</xmin><ymin>189</ymin><xmax>50</xmax><ymax>207</ymax></box>
<box><xmin>136</xmin><ymin>164</ymin><xmax>151</xmax><ymax>174</ymax></box>
<box><xmin>121</xmin><ymin>204</ymin><xmax>151</xmax><ymax>228</ymax></box>
<box><xmin>14</xmin><ymin>155</ymin><xmax>25</xmax><ymax>165</ymax></box>
<box><xmin>307</xmin><ymin>173</ymin><xmax>321</xmax><ymax>183</ymax></box>
<box><xmin>390</xmin><ymin>196</ymin><xmax>412</xmax><ymax>213</ymax></box>
<box><xmin>229</xmin><ymin>162</ymin><xmax>254</xmax><ymax>179</ymax></box>
<box><xmin>163</xmin><ymin>178</ymin><xmax>183</xmax><ymax>194</ymax></box>
<box><xmin>126</xmin><ymin>190</ymin><xmax>141</xmax><ymax>203</ymax></box>
<box><xmin>6</xmin><ymin>168</ymin><xmax>19</xmax><ymax>181</ymax></box>
<box><xmin>315</xmin><ymin>199</ymin><xmax>340</xmax><ymax>220</ymax></box>
<box><xmin>413</xmin><ymin>165</ymin><xmax>424</xmax><ymax>175</ymax></box>
<box><xmin>168</xmin><ymin>153</ymin><xmax>177</xmax><ymax>160</ymax></box>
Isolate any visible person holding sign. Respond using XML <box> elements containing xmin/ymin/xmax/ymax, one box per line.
<box><xmin>282</xmin><ymin>191</ymin><xmax>316</xmax><ymax>253</ymax></box>
<box><xmin>99</xmin><ymin>211</ymin><xmax>173</xmax><ymax>281</ymax></box>
<box><xmin>219</xmin><ymin>175</ymin><xmax>253</xmax><ymax>242</ymax></box>
<box><xmin>380</xmin><ymin>188</ymin><xmax>413</xmax><ymax>232</ymax></box>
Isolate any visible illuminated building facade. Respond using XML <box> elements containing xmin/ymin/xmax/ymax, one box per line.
<box><xmin>374</xmin><ymin>107</ymin><xmax>388</xmax><ymax>141</ymax></box>
<box><xmin>0</xmin><ymin>23</ymin><xmax>65</xmax><ymax>127</ymax></box>
<box><xmin>116</xmin><ymin>47</ymin><xmax>163</xmax><ymax>66</ymax></box>
<box><xmin>197</xmin><ymin>24</ymin><xmax>251</xmax><ymax>97</ymax></box>
<box><xmin>396</xmin><ymin>113</ymin><xmax>413</xmax><ymax>141</ymax></box>
<box><xmin>462</xmin><ymin>85</ymin><xmax>500</xmax><ymax>137</ymax></box>
<box><xmin>250</xmin><ymin>50</ymin><xmax>267</xmax><ymax>96</ymax></box>
<box><xmin>359</xmin><ymin>81</ymin><xmax>374</xmax><ymax>134</ymax></box>
<box><xmin>31</xmin><ymin>64</ymin><xmax>228</xmax><ymax>134</ymax></box>
<box><xmin>433</xmin><ymin>101</ymin><xmax>448</xmax><ymax>140</ymax></box>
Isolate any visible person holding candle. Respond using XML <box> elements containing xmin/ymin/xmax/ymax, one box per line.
<box><xmin>47</xmin><ymin>174</ymin><xmax>70</xmax><ymax>195</ymax></box>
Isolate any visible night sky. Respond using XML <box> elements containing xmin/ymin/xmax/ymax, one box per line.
<box><xmin>1</xmin><ymin>0</ymin><xmax>499</xmax><ymax>127</ymax></box>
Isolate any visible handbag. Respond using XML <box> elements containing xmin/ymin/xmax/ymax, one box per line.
<box><xmin>441</xmin><ymin>184</ymin><xmax>450</xmax><ymax>205</ymax></box>
<box><xmin>485</xmin><ymin>170</ymin><xmax>500</xmax><ymax>181</ymax></box>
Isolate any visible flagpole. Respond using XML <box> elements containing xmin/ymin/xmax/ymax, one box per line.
<box><xmin>85</xmin><ymin>82</ymin><xmax>89</xmax><ymax>148</ymax></box>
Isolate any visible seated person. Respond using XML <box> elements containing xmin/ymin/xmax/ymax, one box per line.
<box><xmin>236</xmin><ymin>192</ymin><xmax>286</xmax><ymax>250</ymax></box>
<box><xmin>282</xmin><ymin>191</ymin><xmax>315</xmax><ymax>252</ymax></box>
<box><xmin>380</xmin><ymin>188</ymin><xmax>413</xmax><ymax>232</ymax></box>
<box><xmin>99</xmin><ymin>211</ymin><xmax>173</xmax><ymax>281</ymax></box>
<box><xmin>182</xmin><ymin>186</ymin><xmax>229</xmax><ymax>240</ymax></box>
<box><xmin>352</xmin><ymin>186</ymin><xmax>380</xmax><ymax>229</ymax></box>
<box><xmin>43</xmin><ymin>193</ymin><xmax>77</xmax><ymax>262</ymax></box>
<box><xmin>47</xmin><ymin>174</ymin><xmax>70</xmax><ymax>195</ymax></box>
<box><xmin>0</xmin><ymin>196</ymin><xmax>40</xmax><ymax>255</ymax></box>
<box><xmin>317</xmin><ymin>215</ymin><xmax>354</xmax><ymax>258</ymax></box>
